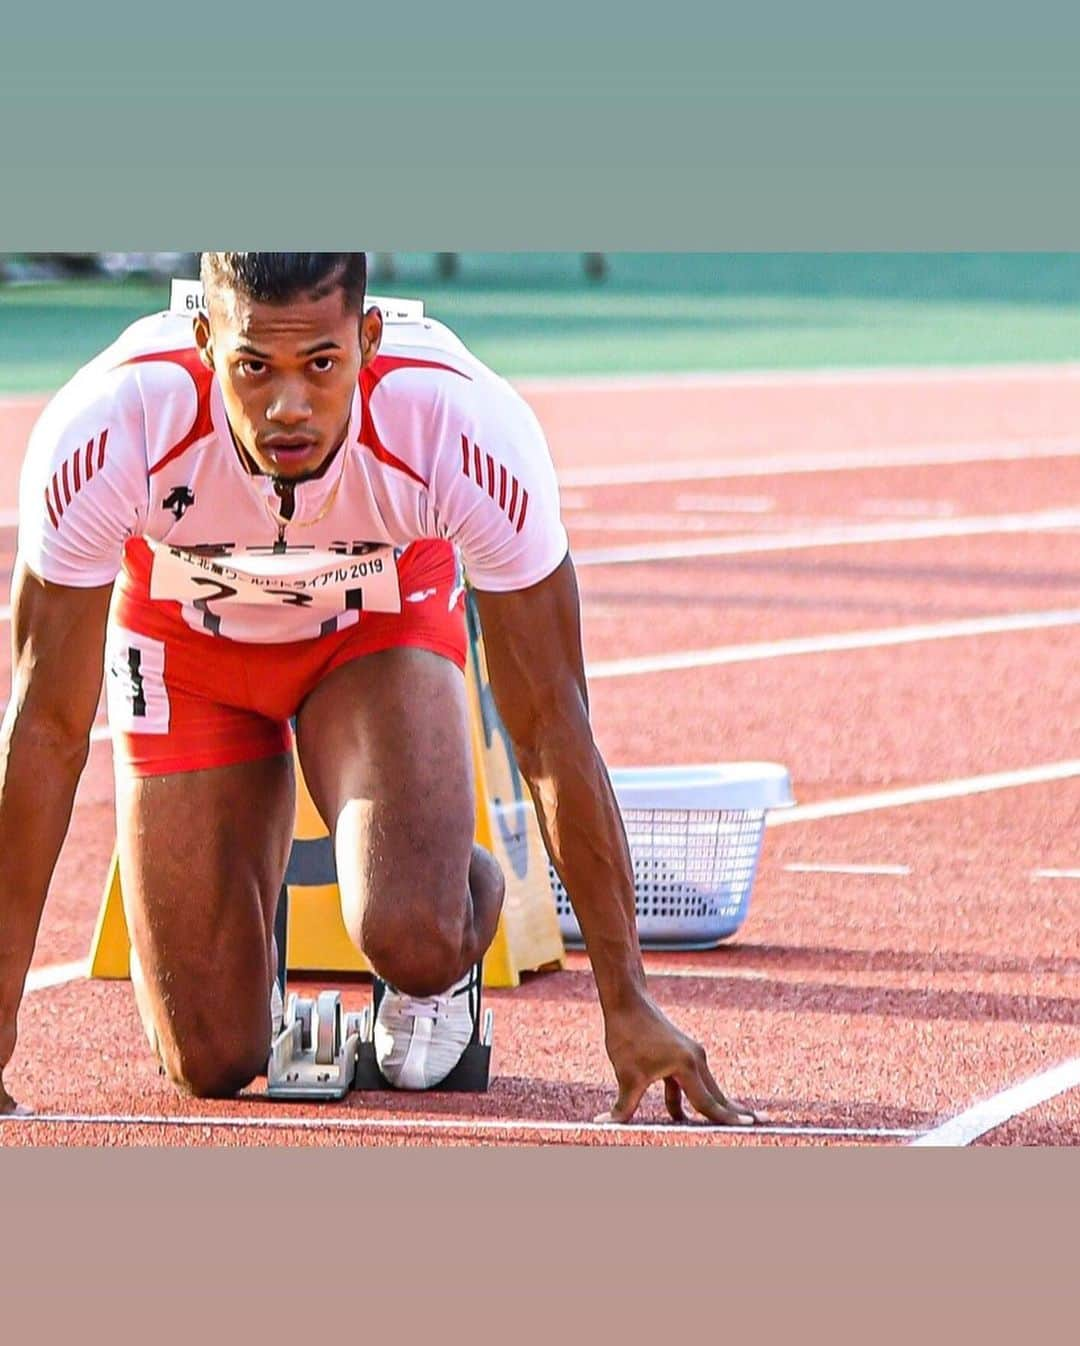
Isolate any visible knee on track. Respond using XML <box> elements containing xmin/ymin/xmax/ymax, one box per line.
<box><xmin>164</xmin><ymin>1034</ymin><xmax>269</xmax><ymax>1100</ymax></box>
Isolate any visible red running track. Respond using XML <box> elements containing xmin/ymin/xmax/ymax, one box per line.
<box><xmin>1</xmin><ymin>369</ymin><xmax>1078</xmax><ymax>1146</ymax></box>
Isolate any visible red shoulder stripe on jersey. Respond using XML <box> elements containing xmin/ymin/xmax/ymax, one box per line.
<box><xmin>45</xmin><ymin>429</ymin><xmax>111</xmax><ymax>529</ymax></box>
<box><xmin>459</xmin><ymin>433</ymin><xmax>528</xmax><ymax>534</ymax></box>
<box><xmin>357</xmin><ymin>354</ymin><xmax>466</xmax><ymax>489</ymax></box>
<box><xmin>118</xmin><ymin>348</ymin><xmax>216</xmax><ymax>478</ymax></box>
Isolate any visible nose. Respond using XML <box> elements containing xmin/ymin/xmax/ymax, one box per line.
<box><xmin>265</xmin><ymin>378</ymin><xmax>312</xmax><ymax>426</ymax></box>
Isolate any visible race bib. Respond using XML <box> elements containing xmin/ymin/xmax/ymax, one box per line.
<box><xmin>148</xmin><ymin>541</ymin><xmax>403</xmax><ymax>619</ymax></box>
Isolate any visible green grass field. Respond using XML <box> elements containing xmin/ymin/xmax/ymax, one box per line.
<box><xmin>3</xmin><ymin>254</ymin><xmax>1080</xmax><ymax>393</ymax></box>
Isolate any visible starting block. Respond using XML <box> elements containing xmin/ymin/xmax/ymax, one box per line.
<box><xmin>267</xmin><ymin>979</ymin><xmax>493</xmax><ymax>1099</ymax></box>
<box><xmin>267</xmin><ymin>990</ymin><xmax>366</xmax><ymax>1101</ymax></box>
<box><xmin>267</xmin><ymin>884</ymin><xmax>493</xmax><ymax>1100</ymax></box>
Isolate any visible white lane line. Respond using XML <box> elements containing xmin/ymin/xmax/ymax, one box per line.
<box><xmin>674</xmin><ymin>494</ymin><xmax>776</xmax><ymax>514</ymax></box>
<box><xmin>1032</xmin><ymin>869</ymin><xmax>1080</xmax><ymax>880</ymax></box>
<box><xmin>909</xmin><ymin>1057</ymin><xmax>1080</xmax><ymax>1146</ymax></box>
<box><xmin>859</xmin><ymin>498</ymin><xmax>958</xmax><ymax>518</ymax></box>
<box><xmin>24</xmin><ymin>961</ymin><xmax>86</xmax><ymax>993</ymax></box>
<box><xmin>575</xmin><ymin>512</ymin><xmax>871</xmax><ymax>535</ymax></box>
<box><xmin>559</xmin><ymin>440</ymin><xmax>1080</xmax><ymax>489</ymax></box>
<box><xmin>570</xmin><ymin>511</ymin><xmax>772</xmax><ymax>534</ymax></box>
<box><xmin>585</xmin><ymin>608</ymin><xmax>1080</xmax><ymax>680</ymax></box>
<box><xmin>784</xmin><ymin>863</ymin><xmax>911</xmax><ymax>876</ymax></box>
<box><xmin>518</xmin><ymin>361</ymin><xmax>1080</xmax><ymax>394</ymax></box>
<box><xmin>0</xmin><ymin>1111</ymin><xmax>921</xmax><ymax>1140</ymax></box>
<box><xmin>574</xmin><ymin>507</ymin><xmax>1080</xmax><ymax>567</ymax></box>
<box><xmin>769</xmin><ymin>761</ymin><xmax>1080</xmax><ymax>827</ymax></box>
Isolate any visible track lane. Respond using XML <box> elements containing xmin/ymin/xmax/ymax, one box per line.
<box><xmin>2</xmin><ymin>368</ymin><xmax>1078</xmax><ymax>1144</ymax></box>
<box><xmin>521</xmin><ymin>366</ymin><xmax>1080</xmax><ymax>473</ymax></box>
<box><xmin>587</xmin><ymin>627</ymin><xmax>1079</xmax><ymax>797</ymax></box>
<box><xmin>9</xmin><ymin>779</ymin><xmax>1077</xmax><ymax>1144</ymax></box>
<box><xmin>563</xmin><ymin>455</ymin><xmax>1080</xmax><ymax>527</ymax></box>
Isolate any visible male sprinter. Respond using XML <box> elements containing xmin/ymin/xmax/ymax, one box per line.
<box><xmin>0</xmin><ymin>253</ymin><xmax>757</xmax><ymax>1126</ymax></box>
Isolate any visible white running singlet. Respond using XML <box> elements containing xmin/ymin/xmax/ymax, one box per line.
<box><xmin>17</xmin><ymin>300</ymin><xmax>569</xmax><ymax>643</ymax></box>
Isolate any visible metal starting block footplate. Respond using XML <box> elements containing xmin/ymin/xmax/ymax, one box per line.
<box><xmin>266</xmin><ymin>977</ymin><xmax>493</xmax><ymax>1100</ymax></box>
<box><xmin>267</xmin><ymin>990</ymin><xmax>364</xmax><ymax>1100</ymax></box>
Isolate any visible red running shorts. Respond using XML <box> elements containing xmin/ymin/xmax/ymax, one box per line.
<box><xmin>105</xmin><ymin>538</ymin><xmax>467</xmax><ymax>776</ymax></box>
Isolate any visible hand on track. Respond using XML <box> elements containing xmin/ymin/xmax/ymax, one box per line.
<box><xmin>597</xmin><ymin>997</ymin><xmax>760</xmax><ymax>1126</ymax></box>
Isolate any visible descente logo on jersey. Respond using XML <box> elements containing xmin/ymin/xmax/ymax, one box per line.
<box><xmin>45</xmin><ymin>429</ymin><xmax>108</xmax><ymax>528</ymax></box>
<box><xmin>460</xmin><ymin>434</ymin><xmax>529</xmax><ymax>534</ymax></box>
<box><xmin>162</xmin><ymin>486</ymin><xmax>195</xmax><ymax>520</ymax></box>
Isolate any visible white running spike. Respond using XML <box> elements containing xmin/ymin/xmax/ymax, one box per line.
<box><xmin>374</xmin><ymin>966</ymin><xmax>478</xmax><ymax>1090</ymax></box>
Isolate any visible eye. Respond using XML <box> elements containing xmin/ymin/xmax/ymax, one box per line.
<box><xmin>238</xmin><ymin>359</ymin><xmax>267</xmax><ymax>376</ymax></box>
<box><xmin>310</xmin><ymin>356</ymin><xmax>336</xmax><ymax>373</ymax></box>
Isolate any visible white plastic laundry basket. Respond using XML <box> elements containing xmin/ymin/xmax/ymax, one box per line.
<box><xmin>549</xmin><ymin>762</ymin><xmax>795</xmax><ymax>950</ymax></box>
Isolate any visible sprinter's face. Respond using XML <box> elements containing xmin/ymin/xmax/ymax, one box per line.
<box><xmin>195</xmin><ymin>283</ymin><xmax>382</xmax><ymax>480</ymax></box>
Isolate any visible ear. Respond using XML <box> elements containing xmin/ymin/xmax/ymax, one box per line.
<box><xmin>359</xmin><ymin>305</ymin><xmax>383</xmax><ymax>367</ymax></box>
<box><xmin>193</xmin><ymin>312</ymin><xmax>214</xmax><ymax>370</ymax></box>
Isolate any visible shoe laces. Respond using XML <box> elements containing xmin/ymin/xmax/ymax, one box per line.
<box><xmin>385</xmin><ymin>973</ymin><xmax>475</xmax><ymax>1022</ymax></box>
<box><xmin>398</xmin><ymin>994</ymin><xmax>447</xmax><ymax>1022</ymax></box>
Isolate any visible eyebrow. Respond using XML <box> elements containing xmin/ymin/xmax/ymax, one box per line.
<box><xmin>235</xmin><ymin>340</ymin><xmax>344</xmax><ymax>357</ymax></box>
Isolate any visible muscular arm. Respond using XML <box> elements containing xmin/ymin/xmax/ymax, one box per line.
<box><xmin>473</xmin><ymin>555</ymin><xmax>646</xmax><ymax>1011</ymax></box>
<box><xmin>474</xmin><ymin>554</ymin><xmax>758</xmax><ymax>1125</ymax></box>
<box><xmin>0</xmin><ymin>560</ymin><xmax>112</xmax><ymax>1093</ymax></box>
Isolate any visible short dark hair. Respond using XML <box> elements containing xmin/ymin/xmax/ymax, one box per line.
<box><xmin>200</xmin><ymin>252</ymin><xmax>368</xmax><ymax>312</ymax></box>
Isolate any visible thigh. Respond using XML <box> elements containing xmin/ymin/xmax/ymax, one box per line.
<box><xmin>105</xmin><ymin>614</ymin><xmax>293</xmax><ymax>777</ymax></box>
<box><xmin>294</xmin><ymin>647</ymin><xmax>476</xmax><ymax>962</ymax></box>
<box><xmin>115</xmin><ymin>751</ymin><xmax>296</xmax><ymax>1096</ymax></box>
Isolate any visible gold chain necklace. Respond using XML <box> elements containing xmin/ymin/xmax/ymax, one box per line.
<box><xmin>237</xmin><ymin>434</ymin><xmax>352</xmax><ymax>536</ymax></box>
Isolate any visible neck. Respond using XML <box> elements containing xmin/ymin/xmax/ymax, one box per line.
<box><xmin>229</xmin><ymin>426</ymin><xmax>347</xmax><ymax>486</ymax></box>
